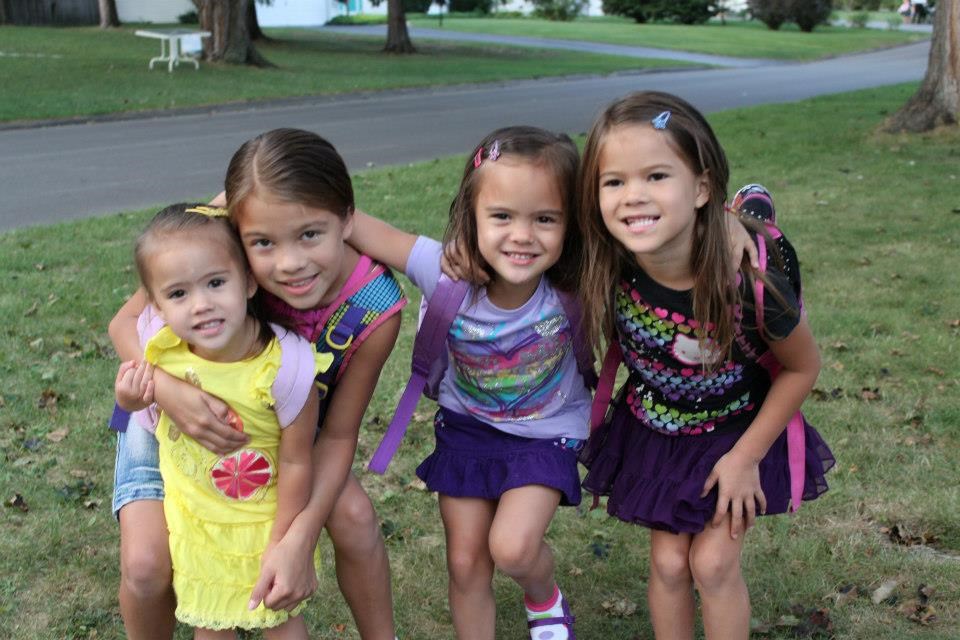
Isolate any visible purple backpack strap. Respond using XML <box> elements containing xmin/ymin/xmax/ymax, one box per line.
<box><xmin>753</xmin><ymin>224</ymin><xmax>806</xmax><ymax>513</ymax></box>
<box><xmin>556</xmin><ymin>290</ymin><xmax>597</xmax><ymax>389</ymax></box>
<box><xmin>109</xmin><ymin>403</ymin><xmax>131</xmax><ymax>432</ymax></box>
<box><xmin>368</xmin><ymin>276</ymin><xmax>470</xmax><ymax>474</ymax></box>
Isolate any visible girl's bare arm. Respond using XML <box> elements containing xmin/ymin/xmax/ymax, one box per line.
<box><xmin>108</xmin><ymin>289</ymin><xmax>247</xmax><ymax>454</ymax></box>
<box><xmin>702</xmin><ymin>317</ymin><xmax>820</xmax><ymax>538</ymax></box>
<box><xmin>348</xmin><ymin>211</ymin><xmax>418</xmax><ymax>274</ymax></box>
<box><xmin>249</xmin><ymin>312</ymin><xmax>401</xmax><ymax>611</ymax></box>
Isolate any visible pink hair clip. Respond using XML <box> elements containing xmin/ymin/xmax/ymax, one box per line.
<box><xmin>489</xmin><ymin>139</ymin><xmax>501</xmax><ymax>161</ymax></box>
<box><xmin>473</xmin><ymin>147</ymin><xmax>484</xmax><ymax>168</ymax></box>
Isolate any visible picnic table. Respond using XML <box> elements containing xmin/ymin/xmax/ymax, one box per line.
<box><xmin>134</xmin><ymin>29</ymin><xmax>212</xmax><ymax>73</ymax></box>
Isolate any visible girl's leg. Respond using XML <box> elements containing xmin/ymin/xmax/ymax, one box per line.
<box><xmin>487</xmin><ymin>485</ymin><xmax>561</xmax><ymax>603</ymax></box>
<box><xmin>193</xmin><ymin>629</ymin><xmax>235</xmax><ymax>640</ymax></box>
<box><xmin>439</xmin><ymin>494</ymin><xmax>498</xmax><ymax>640</ymax></box>
<box><xmin>648</xmin><ymin>530</ymin><xmax>696</xmax><ymax>640</ymax></box>
<box><xmin>263</xmin><ymin>614</ymin><xmax>309</xmax><ymax>640</ymax></box>
<box><xmin>114</xmin><ymin>419</ymin><xmax>175</xmax><ymax>640</ymax></box>
<box><xmin>324</xmin><ymin>474</ymin><xmax>396</xmax><ymax>640</ymax></box>
<box><xmin>688</xmin><ymin>518</ymin><xmax>749</xmax><ymax>640</ymax></box>
<box><xmin>118</xmin><ymin>500</ymin><xmax>176</xmax><ymax>640</ymax></box>
<box><xmin>489</xmin><ymin>485</ymin><xmax>572</xmax><ymax>640</ymax></box>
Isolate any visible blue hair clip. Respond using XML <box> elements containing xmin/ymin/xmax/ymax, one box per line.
<box><xmin>652</xmin><ymin>111</ymin><xmax>671</xmax><ymax>130</ymax></box>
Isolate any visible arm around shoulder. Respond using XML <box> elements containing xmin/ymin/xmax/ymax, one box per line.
<box><xmin>348</xmin><ymin>210</ymin><xmax>418</xmax><ymax>274</ymax></box>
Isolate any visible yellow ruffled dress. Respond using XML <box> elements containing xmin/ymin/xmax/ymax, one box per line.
<box><xmin>145</xmin><ymin>326</ymin><xmax>329</xmax><ymax>630</ymax></box>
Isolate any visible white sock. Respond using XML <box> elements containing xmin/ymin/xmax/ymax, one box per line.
<box><xmin>525</xmin><ymin>585</ymin><xmax>572</xmax><ymax>640</ymax></box>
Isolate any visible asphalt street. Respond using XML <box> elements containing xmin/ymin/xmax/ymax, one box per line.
<box><xmin>0</xmin><ymin>36</ymin><xmax>930</xmax><ymax>231</ymax></box>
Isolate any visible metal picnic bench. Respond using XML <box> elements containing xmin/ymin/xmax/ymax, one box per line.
<box><xmin>134</xmin><ymin>29</ymin><xmax>212</xmax><ymax>73</ymax></box>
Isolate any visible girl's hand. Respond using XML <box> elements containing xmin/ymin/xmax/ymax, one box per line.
<box><xmin>441</xmin><ymin>241</ymin><xmax>490</xmax><ymax>284</ymax></box>
<box><xmin>114</xmin><ymin>360</ymin><xmax>154</xmax><ymax>411</ymax></box>
<box><xmin>701</xmin><ymin>449</ymin><xmax>767</xmax><ymax>540</ymax></box>
<box><xmin>725</xmin><ymin>213</ymin><xmax>759</xmax><ymax>270</ymax></box>
<box><xmin>155</xmin><ymin>374</ymin><xmax>248</xmax><ymax>455</ymax></box>
<box><xmin>248</xmin><ymin>533</ymin><xmax>318</xmax><ymax>612</ymax></box>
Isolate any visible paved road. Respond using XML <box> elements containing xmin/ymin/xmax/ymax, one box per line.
<box><xmin>0</xmin><ymin>38</ymin><xmax>929</xmax><ymax>231</ymax></box>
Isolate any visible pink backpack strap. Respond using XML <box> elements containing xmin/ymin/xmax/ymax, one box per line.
<box><xmin>590</xmin><ymin>341</ymin><xmax>622</xmax><ymax>431</ymax></box>
<box><xmin>753</xmin><ymin>227</ymin><xmax>805</xmax><ymax>513</ymax></box>
<box><xmin>270</xmin><ymin>324</ymin><xmax>323</xmax><ymax>428</ymax></box>
<box><xmin>368</xmin><ymin>276</ymin><xmax>470</xmax><ymax>474</ymax></box>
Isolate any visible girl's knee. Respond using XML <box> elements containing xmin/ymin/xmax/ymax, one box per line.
<box><xmin>689</xmin><ymin>547</ymin><xmax>740</xmax><ymax>593</ymax></box>
<box><xmin>650</xmin><ymin>543</ymin><xmax>692</xmax><ymax>588</ymax></box>
<box><xmin>488</xmin><ymin>528</ymin><xmax>539</xmax><ymax>575</ymax></box>
<box><xmin>327</xmin><ymin>490</ymin><xmax>381</xmax><ymax>553</ymax></box>
<box><xmin>447</xmin><ymin>546</ymin><xmax>493</xmax><ymax>588</ymax></box>
<box><xmin>120</xmin><ymin>547</ymin><xmax>172</xmax><ymax>598</ymax></box>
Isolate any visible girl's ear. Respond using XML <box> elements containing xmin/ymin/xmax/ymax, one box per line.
<box><xmin>245</xmin><ymin>272</ymin><xmax>258</xmax><ymax>299</ymax></box>
<box><xmin>695</xmin><ymin>170</ymin><xmax>710</xmax><ymax>209</ymax></box>
<box><xmin>341</xmin><ymin>210</ymin><xmax>355</xmax><ymax>242</ymax></box>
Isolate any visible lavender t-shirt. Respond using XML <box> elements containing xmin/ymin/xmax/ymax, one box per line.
<box><xmin>406</xmin><ymin>236</ymin><xmax>590</xmax><ymax>440</ymax></box>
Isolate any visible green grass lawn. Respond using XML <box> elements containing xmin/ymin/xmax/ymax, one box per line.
<box><xmin>407</xmin><ymin>15</ymin><xmax>927</xmax><ymax>60</ymax></box>
<box><xmin>0</xmin><ymin>24</ymin><xmax>690</xmax><ymax>124</ymax></box>
<box><xmin>1</xmin><ymin>84</ymin><xmax>958</xmax><ymax>639</ymax></box>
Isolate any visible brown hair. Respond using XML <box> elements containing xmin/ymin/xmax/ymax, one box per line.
<box><xmin>578</xmin><ymin>91</ymin><xmax>740</xmax><ymax>364</ymax></box>
<box><xmin>224</xmin><ymin>128</ymin><xmax>355</xmax><ymax>221</ymax></box>
<box><xmin>134</xmin><ymin>203</ymin><xmax>271</xmax><ymax>344</ymax></box>
<box><xmin>445</xmin><ymin>126</ymin><xmax>582</xmax><ymax>293</ymax></box>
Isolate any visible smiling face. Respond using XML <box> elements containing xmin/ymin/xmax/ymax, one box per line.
<box><xmin>597</xmin><ymin>123</ymin><xmax>709</xmax><ymax>277</ymax></box>
<box><xmin>473</xmin><ymin>157</ymin><xmax>567</xmax><ymax>309</ymax></box>
<box><xmin>234</xmin><ymin>192</ymin><xmax>354</xmax><ymax>310</ymax></box>
<box><xmin>144</xmin><ymin>232</ymin><xmax>257</xmax><ymax>362</ymax></box>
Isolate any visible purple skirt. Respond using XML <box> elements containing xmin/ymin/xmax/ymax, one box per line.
<box><xmin>581</xmin><ymin>400</ymin><xmax>834</xmax><ymax>534</ymax></box>
<box><xmin>416</xmin><ymin>408</ymin><xmax>583</xmax><ymax>506</ymax></box>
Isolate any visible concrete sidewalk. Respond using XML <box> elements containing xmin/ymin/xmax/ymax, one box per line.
<box><xmin>319</xmin><ymin>25</ymin><xmax>782</xmax><ymax>68</ymax></box>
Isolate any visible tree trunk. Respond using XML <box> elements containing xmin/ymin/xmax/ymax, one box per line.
<box><xmin>98</xmin><ymin>0</ymin><xmax>120</xmax><ymax>28</ymax></box>
<box><xmin>884</xmin><ymin>0</ymin><xmax>959</xmax><ymax>132</ymax></box>
<box><xmin>248</xmin><ymin>0</ymin><xmax>270</xmax><ymax>41</ymax></box>
<box><xmin>193</xmin><ymin>0</ymin><xmax>273</xmax><ymax>66</ymax></box>
<box><xmin>384</xmin><ymin>0</ymin><xmax>416</xmax><ymax>54</ymax></box>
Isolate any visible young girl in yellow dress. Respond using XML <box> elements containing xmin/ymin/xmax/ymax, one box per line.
<box><xmin>114</xmin><ymin>203</ymin><xmax>330</xmax><ymax>638</ymax></box>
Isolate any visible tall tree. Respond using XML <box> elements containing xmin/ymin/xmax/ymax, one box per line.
<box><xmin>98</xmin><ymin>0</ymin><xmax>120</xmax><ymax>28</ymax></box>
<box><xmin>384</xmin><ymin>0</ymin><xmax>416</xmax><ymax>53</ymax></box>
<box><xmin>193</xmin><ymin>0</ymin><xmax>272</xmax><ymax>66</ymax></box>
<box><xmin>885</xmin><ymin>0</ymin><xmax>959</xmax><ymax>132</ymax></box>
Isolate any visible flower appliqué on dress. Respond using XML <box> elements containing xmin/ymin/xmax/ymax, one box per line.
<box><xmin>210</xmin><ymin>449</ymin><xmax>273</xmax><ymax>501</ymax></box>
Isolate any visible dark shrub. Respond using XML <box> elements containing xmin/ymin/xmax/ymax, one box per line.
<box><xmin>531</xmin><ymin>0</ymin><xmax>586</xmax><ymax>21</ymax></box>
<box><xmin>793</xmin><ymin>0</ymin><xmax>832</xmax><ymax>31</ymax></box>
<box><xmin>748</xmin><ymin>0</ymin><xmax>790</xmax><ymax>29</ymax></box>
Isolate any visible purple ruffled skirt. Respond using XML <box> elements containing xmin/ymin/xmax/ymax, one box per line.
<box><xmin>416</xmin><ymin>408</ymin><xmax>583</xmax><ymax>506</ymax></box>
<box><xmin>581</xmin><ymin>400</ymin><xmax>834</xmax><ymax>534</ymax></box>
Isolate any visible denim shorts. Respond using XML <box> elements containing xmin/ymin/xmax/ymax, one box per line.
<box><xmin>112</xmin><ymin>414</ymin><xmax>164</xmax><ymax>519</ymax></box>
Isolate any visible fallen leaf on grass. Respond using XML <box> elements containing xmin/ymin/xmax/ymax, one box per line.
<box><xmin>858</xmin><ymin>388</ymin><xmax>881</xmax><ymax>401</ymax></box>
<box><xmin>404</xmin><ymin>478</ymin><xmax>428</xmax><ymax>492</ymax></box>
<box><xmin>5</xmin><ymin>494</ymin><xmax>28</xmax><ymax>512</ymax></box>
<box><xmin>949</xmin><ymin>319</ymin><xmax>960</xmax><ymax>328</ymax></box>
<box><xmin>898</xmin><ymin>584</ymin><xmax>937</xmax><ymax>625</ymax></box>
<box><xmin>29</xmin><ymin>338</ymin><xmax>43</xmax><ymax>350</ymax></box>
<box><xmin>568</xmin><ymin>566</ymin><xmax>583</xmax><ymax>577</ymax></box>
<box><xmin>925</xmin><ymin>366</ymin><xmax>945</xmax><ymax>377</ymax></box>
<box><xmin>811</xmin><ymin>387</ymin><xmax>844</xmax><ymax>402</ymax></box>
<box><xmin>871</xmin><ymin>579</ymin><xmax>899</xmax><ymax>604</ymax></box>
<box><xmin>600</xmin><ymin>596</ymin><xmax>638</xmax><ymax>618</ymax></box>
<box><xmin>0</xmin><ymin>395</ymin><xmax>5</xmax><ymax>408</ymax></box>
<box><xmin>46</xmin><ymin>427</ymin><xmax>69</xmax><ymax>443</ymax></box>
<box><xmin>829</xmin><ymin>341</ymin><xmax>848</xmax><ymax>351</ymax></box>
<box><xmin>333</xmin><ymin>622</ymin><xmax>347</xmax><ymax>633</ymax></box>
<box><xmin>590</xmin><ymin>540</ymin><xmax>611</xmax><ymax>559</ymax></box>
<box><xmin>37</xmin><ymin>388</ymin><xmax>59</xmax><ymax>410</ymax></box>
<box><xmin>412</xmin><ymin>411</ymin><xmax>432</xmax><ymax>423</ymax></box>
<box><xmin>83</xmin><ymin>499</ymin><xmax>100</xmax><ymax>510</ymax></box>
<box><xmin>753</xmin><ymin>606</ymin><xmax>833</xmax><ymax>637</ymax></box>
<box><xmin>24</xmin><ymin>302</ymin><xmax>39</xmax><ymax>317</ymax></box>
<box><xmin>823</xmin><ymin>584</ymin><xmax>860</xmax><ymax>607</ymax></box>
<box><xmin>881</xmin><ymin>523</ymin><xmax>939</xmax><ymax>547</ymax></box>
<box><xmin>57</xmin><ymin>479</ymin><xmax>95</xmax><ymax>502</ymax></box>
